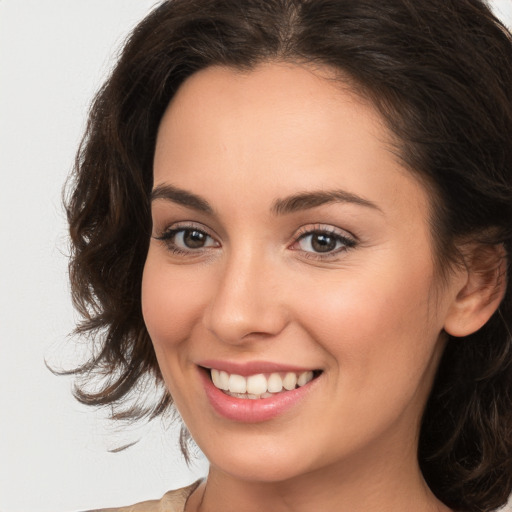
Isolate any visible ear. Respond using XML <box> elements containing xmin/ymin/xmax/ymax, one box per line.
<box><xmin>443</xmin><ymin>243</ymin><xmax>507</xmax><ymax>337</ymax></box>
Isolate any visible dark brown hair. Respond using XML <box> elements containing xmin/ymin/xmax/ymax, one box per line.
<box><xmin>65</xmin><ymin>1</ymin><xmax>512</xmax><ymax>510</ymax></box>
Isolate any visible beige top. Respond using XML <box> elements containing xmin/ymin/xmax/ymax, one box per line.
<box><xmin>84</xmin><ymin>481</ymin><xmax>201</xmax><ymax>512</ymax></box>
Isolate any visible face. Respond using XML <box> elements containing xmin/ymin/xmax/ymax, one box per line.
<box><xmin>142</xmin><ymin>63</ymin><xmax>461</xmax><ymax>482</ymax></box>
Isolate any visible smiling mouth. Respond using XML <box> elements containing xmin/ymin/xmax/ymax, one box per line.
<box><xmin>207</xmin><ymin>368</ymin><xmax>322</xmax><ymax>399</ymax></box>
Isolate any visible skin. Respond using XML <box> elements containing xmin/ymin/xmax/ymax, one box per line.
<box><xmin>141</xmin><ymin>62</ymin><xmax>471</xmax><ymax>512</ymax></box>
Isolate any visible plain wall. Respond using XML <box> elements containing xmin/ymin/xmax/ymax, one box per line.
<box><xmin>0</xmin><ymin>1</ymin><xmax>511</xmax><ymax>511</ymax></box>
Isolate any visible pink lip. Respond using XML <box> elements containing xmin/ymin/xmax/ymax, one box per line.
<box><xmin>197</xmin><ymin>359</ymin><xmax>315</xmax><ymax>376</ymax></box>
<box><xmin>198</xmin><ymin>365</ymin><xmax>320</xmax><ymax>423</ymax></box>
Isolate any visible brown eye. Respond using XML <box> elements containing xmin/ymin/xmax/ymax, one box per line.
<box><xmin>156</xmin><ymin>226</ymin><xmax>219</xmax><ymax>253</ymax></box>
<box><xmin>310</xmin><ymin>233</ymin><xmax>337</xmax><ymax>253</ymax></box>
<box><xmin>294</xmin><ymin>229</ymin><xmax>356</xmax><ymax>257</ymax></box>
<box><xmin>182</xmin><ymin>229</ymin><xmax>208</xmax><ymax>248</ymax></box>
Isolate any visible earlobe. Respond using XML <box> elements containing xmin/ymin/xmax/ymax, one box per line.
<box><xmin>443</xmin><ymin>244</ymin><xmax>507</xmax><ymax>338</ymax></box>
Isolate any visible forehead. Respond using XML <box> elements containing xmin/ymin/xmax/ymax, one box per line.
<box><xmin>153</xmin><ymin>62</ymin><xmax>429</xmax><ymax>223</ymax></box>
<box><xmin>156</xmin><ymin>63</ymin><xmax>386</xmax><ymax>161</ymax></box>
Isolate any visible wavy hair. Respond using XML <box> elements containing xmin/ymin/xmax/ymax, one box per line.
<box><xmin>65</xmin><ymin>1</ymin><xmax>512</xmax><ymax>510</ymax></box>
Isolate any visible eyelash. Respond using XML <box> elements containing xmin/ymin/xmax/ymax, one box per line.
<box><xmin>154</xmin><ymin>223</ymin><xmax>357</xmax><ymax>260</ymax></box>
<box><xmin>291</xmin><ymin>225</ymin><xmax>357</xmax><ymax>260</ymax></box>
<box><xmin>154</xmin><ymin>224</ymin><xmax>218</xmax><ymax>256</ymax></box>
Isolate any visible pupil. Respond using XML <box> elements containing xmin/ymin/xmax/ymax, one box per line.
<box><xmin>312</xmin><ymin>233</ymin><xmax>336</xmax><ymax>253</ymax></box>
<box><xmin>184</xmin><ymin>230</ymin><xmax>206</xmax><ymax>248</ymax></box>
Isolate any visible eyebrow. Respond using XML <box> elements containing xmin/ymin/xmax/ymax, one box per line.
<box><xmin>271</xmin><ymin>189</ymin><xmax>382</xmax><ymax>215</ymax></box>
<box><xmin>151</xmin><ymin>184</ymin><xmax>213</xmax><ymax>214</ymax></box>
<box><xmin>151</xmin><ymin>183</ymin><xmax>381</xmax><ymax>216</ymax></box>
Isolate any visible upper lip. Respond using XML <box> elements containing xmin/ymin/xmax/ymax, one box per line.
<box><xmin>197</xmin><ymin>359</ymin><xmax>319</xmax><ymax>376</ymax></box>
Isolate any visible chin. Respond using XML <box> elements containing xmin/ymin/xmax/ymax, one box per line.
<box><xmin>196</xmin><ymin>431</ymin><xmax>323</xmax><ymax>483</ymax></box>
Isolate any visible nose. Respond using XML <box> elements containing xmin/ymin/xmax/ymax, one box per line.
<box><xmin>202</xmin><ymin>249</ymin><xmax>289</xmax><ymax>345</ymax></box>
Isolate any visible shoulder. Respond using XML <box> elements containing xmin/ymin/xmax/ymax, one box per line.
<box><xmin>81</xmin><ymin>480</ymin><xmax>202</xmax><ymax>512</ymax></box>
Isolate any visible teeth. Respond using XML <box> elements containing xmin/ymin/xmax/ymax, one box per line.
<box><xmin>211</xmin><ymin>369</ymin><xmax>229</xmax><ymax>390</ymax></box>
<box><xmin>297</xmin><ymin>370</ymin><xmax>314</xmax><ymax>387</ymax></box>
<box><xmin>210</xmin><ymin>369</ymin><xmax>316</xmax><ymax>398</ymax></box>
<box><xmin>228</xmin><ymin>374</ymin><xmax>247</xmax><ymax>393</ymax></box>
<box><xmin>246</xmin><ymin>374</ymin><xmax>267</xmax><ymax>395</ymax></box>
<box><xmin>283</xmin><ymin>372</ymin><xmax>297</xmax><ymax>391</ymax></box>
<box><xmin>267</xmin><ymin>373</ymin><xmax>283</xmax><ymax>393</ymax></box>
<box><xmin>219</xmin><ymin>370</ymin><xmax>229</xmax><ymax>390</ymax></box>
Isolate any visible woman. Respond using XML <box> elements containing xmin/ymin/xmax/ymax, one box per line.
<box><xmin>66</xmin><ymin>0</ymin><xmax>512</xmax><ymax>511</ymax></box>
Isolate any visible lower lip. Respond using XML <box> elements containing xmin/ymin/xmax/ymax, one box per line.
<box><xmin>199</xmin><ymin>368</ymin><xmax>318</xmax><ymax>423</ymax></box>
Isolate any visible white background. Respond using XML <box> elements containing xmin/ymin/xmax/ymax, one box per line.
<box><xmin>1</xmin><ymin>1</ymin><xmax>511</xmax><ymax>511</ymax></box>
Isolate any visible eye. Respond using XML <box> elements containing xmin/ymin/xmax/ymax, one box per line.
<box><xmin>173</xmin><ymin>228</ymin><xmax>216</xmax><ymax>249</ymax></box>
<box><xmin>291</xmin><ymin>227</ymin><xmax>357</xmax><ymax>258</ymax></box>
<box><xmin>155</xmin><ymin>225</ymin><xmax>219</xmax><ymax>254</ymax></box>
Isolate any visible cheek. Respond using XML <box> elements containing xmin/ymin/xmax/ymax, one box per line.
<box><xmin>295</xmin><ymin>267</ymin><xmax>446</xmax><ymax>447</ymax></box>
<box><xmin>299</xmin><ymin>260</ymin><xmax>443</xmax><ymax>384</ymax></box>
<box><xmin>141</xmin><ymin>255</ymin><xmax>207</xmax><ymax>350</ymax></box>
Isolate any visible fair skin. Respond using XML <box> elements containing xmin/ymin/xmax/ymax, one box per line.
<box><xmin>142</xmin><ymin>62</ymin><xmax>495</xmax><ymax>512</ymax></box>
